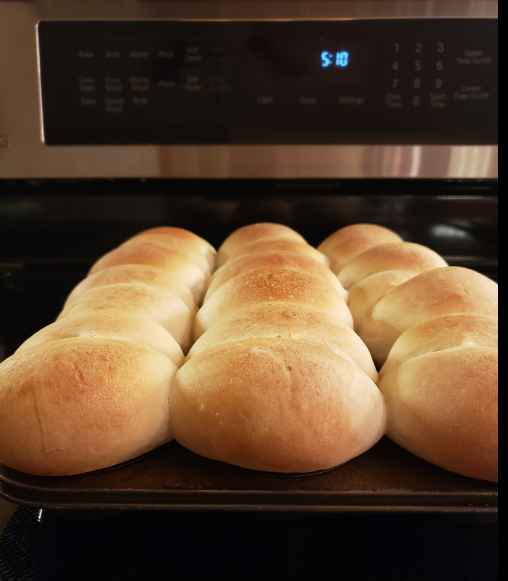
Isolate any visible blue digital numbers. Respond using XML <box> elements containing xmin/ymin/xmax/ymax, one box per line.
<box><xmin>321</xmin><ymin>51</ymin><xmax>350</xmax><ymax>68</ymax></box>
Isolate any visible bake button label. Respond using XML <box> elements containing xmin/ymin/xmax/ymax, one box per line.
<box><xmin>299</xmin><ymin>96</ymin><xmax>317</xmax><ymax>105</ymax></box>
<box><xmin>257</xmin><ymin>96</ymin><xmax>274</xmax><ymax>105</ymax></box>
<box><xmin>78</xmin><ymin>51</ymin><xmax>94</xmax><ymax>59</ymax></box>
<box><xmin>80</xmin><ymin>98</ymin><xmax>97</xmax><ymax>106</ymax></box>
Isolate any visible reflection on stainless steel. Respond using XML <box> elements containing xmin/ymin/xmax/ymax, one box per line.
<box><xmin>0</xmin><ymin>1</ymin><xmax>499</xmax><ymax>180</ymax></box>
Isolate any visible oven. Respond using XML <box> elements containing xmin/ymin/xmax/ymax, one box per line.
<box><xmin>0</xmin><ymin>1</ymin><xmax>498</xmax><ymax>580</ymax></box>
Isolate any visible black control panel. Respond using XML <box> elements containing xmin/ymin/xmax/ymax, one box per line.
<box><xmin>38</xmin><ymin>20</ymin><xmax>498</xmax><ymax>146</ymax></box>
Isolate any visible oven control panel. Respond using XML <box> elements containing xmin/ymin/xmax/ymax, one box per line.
<box><xmin>38</xmin><ymin>20</ymin><xmax>498</xmax><ymax>146</ymax></box>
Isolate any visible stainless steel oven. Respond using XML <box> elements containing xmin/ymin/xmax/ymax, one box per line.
<box><xmin>0</xmin><ymin>2</ymin><xmax>499</xmax><ymax>579</ymax></box>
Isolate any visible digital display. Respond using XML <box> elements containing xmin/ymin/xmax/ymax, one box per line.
<box><xmin>321</xmin><ymin>51</ymin><xmax>350</xmax><ymax>68</ymax></box>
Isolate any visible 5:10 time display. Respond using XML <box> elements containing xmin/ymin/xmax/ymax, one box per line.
<box><xmin>321</xmin><ymin>50</ymin><xmax>350</xmax><ymax>68</ymax></box>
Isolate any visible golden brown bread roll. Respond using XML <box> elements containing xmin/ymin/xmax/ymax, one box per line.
<box><xmin>170</xmin><ymin>338</ymin><xmax>387</xmax><ymax>473</ymax></box>
<box><xmin>318</xmin><ymin>224</ymin><xmax>404</xmax><ymax>275</ymax></box>
<box><xmin>338</xmin><ymin>243</ymin><xmax>448</xmax><ymax>290</ymax></box>
<box><xmin>195</xmin><ymin>269</ymin><xmax>353</xmax><ymax>338</ymax></box>
<box><xmin>379</xmin><ymin>346</ymin><xmax>498</xmax><ymax>482</ymax></box>
<box><xmin>65</xmin><ymin>265</ymin><xmax>196</xmax><ymax>310</ymax></box>
<box><xmin>88</xmin><ymin>243</ymin><xmax>207</xmax><ymax>303</ymax></box>
<box><xmin>217</xmin><ymin>223</ymin><xmax>306</xmax><ymax>267</ymax></box>
<box><xmin>131</xmin><ymin>226</ymin><xmax>217</xmax><ymax>268</ymax></box>
<box><xmin>348</xmin><ymin>270</ymin><xmax>421</xmax><ymax>333</ymax></box>
<box><xmin>188</xmin><ymin>304</ymin><xmax>378</xmax><ymax>382</ymax></box>
<box><xmin>357</xmin><ymin>267</ymin><xmax>499</xmax><ymax>366</ymax></box>
<box><xmin>0</xmin><ymin>338</ymin><xmax>177</xmax><ymax>476</ymax></box>
<box><xmin>123</xmin><ymin>233</ymin><xmax>211</xmax><ymax>276</ymax></box>
<box><xmin>17</xmin><ymin>310</ymin><xmax>185</xmax><ymax>367</ymax></box>
<box><xmin>227</xmin><ymin>239</ymin><xmax>329</xmax><ymax>267</ymax></box>
<box><xmin>205</xmin><ymin>252</ymin><xmax>348</xmax><ymax>303</ymax></box>
<box><xmin>380</xmin><ymin>313</ymin><xmax>499</xmax><ymax>379</ymax></box>
<box><xmin>58</xmin><ymin>283</ymin><xmax>197</xmax><ymax>352</ymax></box>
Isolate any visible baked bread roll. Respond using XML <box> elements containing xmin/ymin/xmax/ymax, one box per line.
<box><xmin>123</xmin><ymin>233</ymin><xmax>211</xmax><ymax>276</ymax></box>
<box><xmin>217</xmin><ymin>223</ymin><xmax>306</xmax><ymax>267</ymax></box>
<box><xmin>195</xmin><ymin>269</ymin><xmax>353</xmax><ymax>338</ymax></box>
<box><xmin>170</xmin><ymin>338</ymin><xmax>387</xmax><ymax>473</ymax></box>
<box><xmin>205</xmin><ymin>252</ymin><xmax>348</xmax><ymax>303</ymax></box>
<box><xmin>65</xmin><ymin>265</ymin><xmax>196</xmax><ymax>310</ymax></box>
<box><xmin>348</xmin><ymin>270</ymin><xmax>421</xmax><ymax>333</ymax></box>
<box><xmin>379</xmin><ymin>336</ymin><xmax>498</xmax><ymax>482</ymax></box>
<box><xmin>88</xmin><ymin>243</ymin><xmax>207</xmax><ymax>303</ymax></box>
<box><xmin>338</xmin><ymin>243</ymin><xmax>448</xmax><ymax>290</ymax></box>
<box><xmin>58</xmin><ymin>283</ymin><xmax>197</xmax><ymax>352</ymax></box>
<box><xmin>0</xmin><ymin>338</ymin><xmax>176</xmax><ymax>476</ymax></box>
<box><xmin>227</xmin><ymin>239</ymin><xmax>329</xmax><ymax>267</ymax></box>
<box><xmin>318</xmin><ymin>224</ymin><xmax>403</xmax><ymax>275</ymax></box>
<box><xmin>17</xmin><ymin>309</ymin><xmax>185</xmax><ymax>367</ymax></box>
<box><xmin>130</xmin><ymin>226</ymin><xmax>217</xmax><ymax>269</ymax></box>
<box><xmin>188</xmin><ymin>304</ymin><xmax>378</xmax><ymax>382</ymax></box>
<box><xmin>357</xmin><ymin>267</ymin><xmax>499</xmax><ymax>366</ymax></box>
<box><xmin>380</xmin><ymin>313</ymin><xmax>499</xmax><ymax>379</ymax></box>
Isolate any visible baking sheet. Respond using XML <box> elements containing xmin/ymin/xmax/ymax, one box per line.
<box><xmin>0</xmin><ymin>438</ymin><xmax>498</xmax><ymax>513</ymax></box>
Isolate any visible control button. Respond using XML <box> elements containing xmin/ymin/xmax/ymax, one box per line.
<box><xmin>157</xmin><ymin>48</ymin><xmax>176</xmax><ymax>61</ymax></box>
<box><xmin>78</xmin><ymin>50</ymin><xmax>94</xmax><ymax>59</ymax></box>
<box><xmin>299</xmin><ymin>96</ymin><xmax>317</xmax><ymax>105</ymax></box>
<box><xmin>105</xmin><ymin>97</ymin><xmax>125</xmax><ymax>113</ymax></box>
<box><xmin>80</xmin><ymin>98</ymin><xmax>97</xmax><ymax>106</ymax></box>
<box><xmin>105</xmin><ymin>50</ymin><xmax>121</xmax><ymax>60</ymax></box>
<box><xmin>458</xmin><ymin>49</ymin><xmax>493</xmax><ymax>66</ymax></box>
<box><xmin>211</xmin><ymin>76</ymin><xmax>229</xmax><ymax>91</ymax></box>
<box><xmin>210</xmin><ymin>47</ymin><xmax>228</xmax><ymax>63</ymax></box>
<box><xmin>454</xmin><ymin>85</ymin><xmax>491</xmax><ymax>102</ymax></box>
<box><xmin>386</xmin><ymin>93</ymin><xmax>402</xmax><ymax>109</ymax></box>
<box><xmin>184</xmin><ymin>46</ymin><xmax>203</xmax><ymax>64</ymax></box>
<box><xmin>339</xmin><ymin>95</ymin><xmax>366</xmax><ymax>106</ymax></box>
<box><xmin>128</xmin><ymin>76</ymin><xmax>151</xmax><ymax>92</ymax></box>
<box><xmin>105</xmin><ymin>76</ymin><xmax>123</xmax><ymax>92</ymax></box>
<box><xmin>130</xmin><ymin>50</ymin><xmax>151</xmax><ymax>60</ymax></box>
<box><xmin>157</xmin><ymin>79</ymin><xmax>176</xmax><ymax>90</ymax></box>
<box><xmin>79</xmin><ymin>76</ymin><xmax>96</xmax><ymax>93</ymax></box>
<box><xmin>257</xmin><ymin>96</ymin><xmax>274</xmax><ymax>105</ymax></box>
<box><xmin>133</xmin><ymin>97</ymin><xmax>149</xmax><ymax>106</ymax></box>
<box><xmin>184</xmin><ymin>75</ymin><xmax>202</xmax><ymax>92</ymax></box>
<box><xmin>430</xmin><ymin>93</ymin><xmax>447</xmax><ymax>109</ymax></box>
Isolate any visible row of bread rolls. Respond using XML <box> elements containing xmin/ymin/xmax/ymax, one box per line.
<box><xmin>169</xmin><ymin>223</ymin><xmax>387</xmax><ymax>474</ymax></box>
<box><xmin>319</xmin><ymin>225</ymin><xmax>499</xmax><ymax>482</ymax></box>
<box><xmin>0</xmin><ymin>227</ymin><xmax>217</xmax><ymax>476</ymax></box>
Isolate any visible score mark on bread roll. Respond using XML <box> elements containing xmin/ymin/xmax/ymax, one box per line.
<box><xmin>170</xmin><ymin>338</ymin><xmax>387</xmax><ymax>474</ymax></box>
<box><xmin>58</xmin><ymin>283</ymin><xmax>197</xmax><ymax>352</ymax></box>
<box><xmin>17</xmin><ymin>309</ymin><xmax>185</xmax><ymax>367</ymax></box>
<box><xmin>338</xmin><ymin>242</ymin><xmax>448</xmax><ymax>290</ymax></box>
<box><xmin>227</xmin><ymin>239</ymin><xmax>329</xmax><ymax>267</ymax></box>
<box><xmin>65</xmin><ymin>264</ymin><xmax>196</xmax><ymax>311</ymax></box>
<box><xmin>205</xmin><ymin>251</ymin><xmax>348</xmax><ymax>303</ymax></box>
<box><xmin>88</xmin><ymin>243</ymin><xmax>207</xmax><ymax>304</ymax></box>
<box><xmin>358</xmin><ymin>267</ymin><xmax>499</xmax><ymax>366</ymax></box>
<box><xmin>0</xmin><ymin>338</ymin><xmax>177</xmax><ymax>476</ymax></box>
<box><xmin>188</xmin><ymin>304</ymin><xmax>378</xmax><ymax>382</ymax></box>
<box><xmin>195</xmin><ymin>268</ymin><xmax>353</xmax><ymax>339</ymax></box>
<box><xmin>217</xmin><ymin>223</ymin><xmax>306</xmax><ymax>267</ymax></box>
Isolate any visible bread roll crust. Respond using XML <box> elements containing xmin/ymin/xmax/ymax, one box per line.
<box><xmin>132</xmin><ymin>227</ymin><xmax>217</xmax><ymax>263</ymax></box>
<box><xmin>88</xmin><ymin>243</ymin><xmax>207</xmax><ymax>303</ymax></box>
<box><xmin>380</xmin><ymin>313</ymin><xmax>499</xmax><ymax>378</ymax></box>
<box><xmin>17</xmin><ymin>309</ymin><xmax>185</xmax><ymax>367</ymax></box>
<box><xmin>65</xmin><ymin>265</ymin><xmax>196</xmax><ymax>310</ymax></box>
<box><xmin>189</xmin><ymin>304</ymin><xmax>378</xmax><ymax>382</ymax></box>
<box><xmin>205</xmin><ymin>252</ymin><xmax>347</xmax><ymax>303</ymax></box>
<box><xmin>229</xmin><ymin>239</ymin><xmax>329</xmax><ymax>267</ymax></box>
<box><xmin>0</xmin><ymin>338</ymin><xmax>176</xmax><ymax>476</ymax></box>
<box><xmin>379</xmin><ymin>347</ymin><xmax>498</xmax><ymax>482</ymax></box>
<box><xmin>338</xmin><ymin>243</ymin><xmax>448</xmax><ymax>290</ymax></box>
<box><xmin>217</xmin><ymin>223</ymin><xmax>306</xmax><ymax>266</ymax></box>
<box><xmin>124</xmin><ymin>233</ymin><xmax>211</xmax><ymax>275</ymax></box>
<box><xmin>319</xmin><ymin>224</ymin><xmax>403</xmax><ymax>275</ymax></box>
<box><xmin>58</xmin><ymin>283</ymin><xmax>196</xmax><ymax>351</ymax></box>
<box><xmin>358</xmin><ymin>267</ymin><xmax>499</xmax><ymax>366</ymax></box>
<box><xmin>195</xmin><ymin>268</ymin><xmax>353</xmax><ymax>338</ymax></box>
<box><xmin>348</xmin><ymin>270</ymin><xmax>420</xmax><ymax>333</ymax></box>
<box><xmin>171</xmin><ymin>338</ymin><xmax>387</xmax><ymax>473</ymax></box>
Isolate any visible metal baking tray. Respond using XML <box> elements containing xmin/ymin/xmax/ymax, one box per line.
<box><xmin>0</xmin><ymin>438</ymin><xmax>498</xmax><ymax>514</ymax></box>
